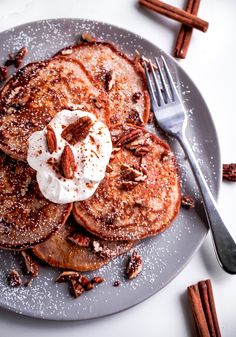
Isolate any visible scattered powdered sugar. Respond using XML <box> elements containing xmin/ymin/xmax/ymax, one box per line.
<box><xmin>0</xmin><ymin>19</ymin><xmax>220</xmax><ymax>320</ymax></box>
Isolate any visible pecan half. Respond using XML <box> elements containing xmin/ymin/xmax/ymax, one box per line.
<box><xmin>46</xmin><ymin>125</ymin><xmax>57</xmax><ymax>154</ymax></box>
<box><xmin>181</xmin><ymin>195</ymin><xmax>195</xmax><ymax>209</ymax></box>
<box><xmin>61</xmin><ymin>116</ymin><xmax>92</xmax><ymax>145</ymax></box>
<box><xmin>20</xmin><ymin>250</ymin><xmax>39</xmax><ymax>277</ymax></box>
<box><xmin>61</xmin><ymin>49</ymin><xmax>73</xmax><ymax>55</ymax></box>
<box><xmin>126</xmin><ymin>251</ymin><xmax>143</xmax><ymax>279</ymax></box>
<box><xmin>110</xmin><ymin>114</ymin><xmax>119</xmax><ymax>124</ymax></box>
<box><xmin>114</xmin><ymin>129</ymin><xmax>142</xmax><ymax>147</ymax></box>
<box><xmin>56</xmin><ymin>271</ymin><xmax>81</xmax><ymax>283</ymax></box>
<box><xmin>70</xmin><ymin>280</ymin><xmax>85</xmax><ymax>298</ymax></box>
<box><xmin>7</xmin><ymin>269</ymin><xmax>22</xmax><ymax>287</ymax></box>
<box><xmin>0</xmin><ymin>65</ymin><xmax>8</xmax><ymax>81</ymax></box>
<box><xmin>61</xmin><ymin>144</ymin><xmax>76</xmax><ymax>179</ymax></box>
<box><xmin>81</xmin><ymin>32</ymin><xmax>96</xmax><ymax>42</ymax></box>
<box><xmin>223</xmin><ymin>163</ymin><xmax>236</xmax><ymax>181</ymax></box>
<box><xmin>67</xmin><ymin>232</ymin><xmax>90</xmax><ymax>247</ymax></box>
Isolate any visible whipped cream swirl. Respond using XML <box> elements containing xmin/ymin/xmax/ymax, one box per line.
<box><xmin>27</xmin><ymin>110</ymin><xmax>112</xmax><ymax>204</ymax></box>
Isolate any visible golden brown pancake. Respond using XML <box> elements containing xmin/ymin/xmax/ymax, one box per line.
<box><xmin>56</xmin><ymin>41</ymin><xmax>150</xmax><ymax>126</ymax></box>
<box><xmin>33</xmin><ymin>220</ymin><xmax>134</xmax><ymax>271</ymax></box>
<box><xmin>73</xmin><ymin>124</ymin><xmax>181</xmax><ymax>241</ymax></box>
<box><xmin>0</xmin><ymin>151</ymin><xmax>72</xmax><ymax>250</ymax></box>
<box><xmin>0</xmin><ymin>56</ymin><xmax>110</xmax><ymax>161</ymax></box>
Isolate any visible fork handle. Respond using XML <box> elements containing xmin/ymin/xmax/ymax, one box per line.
<box><xmin>177</xmin><ymin>132</ymin><xmax>236</xmax><ymax>274</ymax></box>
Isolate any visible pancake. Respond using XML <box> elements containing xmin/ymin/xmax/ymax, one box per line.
<box><xmin>0</xmin><ymin>151</ymin><xmax>72</xmax><ymax>250</ymax></box>
<box><xmin>73</xmin><ymin>124</ymin><xmax>181</xmax><ymax>241</ymax></box>
<box><xmin>33</xmin><ymin>220</ymin><xmax>134</xmax><ymax>271</ymax></box>
<box><xmin>0</xmin><ymin>56</ymin><xmax>110</xmax><ymax>161</ymax></box>
<box><xmin>56</xmin><ymin>41</ymin><xmax>150</xmax><ymax>126</ymax></box>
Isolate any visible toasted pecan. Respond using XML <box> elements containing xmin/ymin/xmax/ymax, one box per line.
<box><xmin>126</xmin><ymin>251</ymin><xmax>143</xmax><ymax>279</ymax></box>
<box><xmin>61</xmin><ymin>116</ymin><xmax>92</xmax><ymax>145</ymax></box>
<box><xmin>114</xmin><ymin>129</ymin><xmax>142</xmax><ymax>147</ymax></box>
<box><xmin>61</xmin><ymin>144</ymin><xmax>76</xmax><ymax>179</ymax></box>
<box><xmin>7</xmin><ymin>269</ymin><xmax>22</xmax><ymax>287</ymax></box>
<box><xmin>46</xmin><ymin>125</ymin><xmax>57</xmax><ymax>154</ymax></box>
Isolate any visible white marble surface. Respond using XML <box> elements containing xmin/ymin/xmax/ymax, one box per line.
<box><xmin>0</xmin><ymin>0</ymin><xmax>235</xmax><ymax>336</ymax></box>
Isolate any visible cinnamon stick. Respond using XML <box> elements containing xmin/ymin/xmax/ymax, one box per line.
<box><xmin>188</xmin><ymin>284</ymin><xmax>211</xmax><ymax>337</ymax></box>
<box><xmin>188</xmin><ymin>280</ymin><xmax>221</xmax><ymax>337</ymax></box>
<box><xmin>174</xmin><ymin>0</ymin><xmax>201</xmax><ymax>58</ymax></box>
<box><xmin>205</xmin><ymin>280</ymin><xmax>221</xmax><ymax>337</ymax></box>
<box><xmin>139</xmin><ymin>0</ymin><xmax>208</xmax><ymax>33</ymax></box>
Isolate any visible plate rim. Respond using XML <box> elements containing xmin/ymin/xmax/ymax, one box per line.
<box><xmin>0</xmin><ymin>17</ymin><xmax>222</xmax><ymax>321</ymax></box>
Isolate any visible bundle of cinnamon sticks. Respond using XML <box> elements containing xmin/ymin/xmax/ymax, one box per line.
<box><xmin>188</xmin><ymin>280</ymin><xmax>221</xmax><ymax>337</ymax></box>
<box><xmin>139</xmin><ymin>0</ymin><xmax>208</xmax><ymax>58</ymax></box>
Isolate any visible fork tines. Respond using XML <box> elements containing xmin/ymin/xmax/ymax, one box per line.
<box><xmin>143</xmin><ymin>56</ymin><xmax>180</xmax><ymax>107</ymax></box>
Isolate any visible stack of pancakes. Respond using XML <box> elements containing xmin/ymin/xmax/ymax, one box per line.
<box><xmin>0</xmin><ymin>39</ymin><xmax>180</xmax><ymax>272</ymax></box>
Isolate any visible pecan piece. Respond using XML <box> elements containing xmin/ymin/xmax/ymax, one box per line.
<box><xmin>5</xmin><ymin>47</ymin><xmax>28</xmax><ymax>68</ymax></box>
<box><xmin>61</xmin><ymin>144</ymin><xmax>76</xmax><ymax>179</ymax></box>
<box><xmin>223</xmin><ymin>163</ymin><xmax>236</xmax><ymax>181</ymax></box>
<box><xmin>106</xmin><ymin>164</ymin><xmax>113</xmax><ymax>173</ymax></box>
<box><xmin>91</xmin><ymin>276</ymin><xmax>104</xmax><ymax>284</ymax></box>
<box><xmin>92</xmin><ymin>97</ymin><xmax>103</xmax><ymax>109</ymax></box>
<box><xmin>120</xmin><ymin>181</ymin><xmax>138</xmax><ymax>191</ymax></box>
<box><xmin>126</xmin><ymin>108</ymin><xmax>143</xmax><ymax>125</ymax></box>
<box><xmin>181</xmin><ymin>195</ymin><xmax>195</xmax><ymax>209</ymax></box>
<box><xmin>67</xmin><ymin>232</ymin><xmax>90</xmax><ymax>247</ymax></box>
<box><xmin>134</xmin><ymin>146</ymin><xmax>150</xmax><ymax>157</ymax></box>
<box><xmin>61</xmin><ymin>116</ymin><xmax>92</xmax><ymax>145</ymax></box>
<box><xmin>104</xmin><ymin>70</ymin><xmax>115</xmax><ymax>91</ymax></box>
<box><xmin>120</xmin><ymin>164</ymin><xmax>147</xmax><ymax>182</ymax></box>
<box><xmin>114</xmin><ymin>129</ymin><xmax>142</xmax><ymax>147</ymax></box>
<box><xmin>113</xmin><ymin>281</ymin><xmax>120</xmax><ymax>287</ymax></box>
<box><xmin>91</xmin><ymin>240</ymin><xmax>116</xmax><ymax>259</ymax></box>
<box><xmin>56</xmin><ymin>271</ymin><xmax>81</xmax><ymax>283</ymax></box>
<box><xmin>132</xmin><ymin>91</ymin><xmax>142</xmax><ymax>103</ymax></box>
<box><xmin>46</xmin><ymin>125</ymin><xmax>57</xmax><ymax>154</ymax></box>
<box><xmin>7</xmin><ymin>269</ymin><xmax>22</xmax><ymax>287</ymax></box>
<box><xmin>81</xmin><ymin>32</ymin><xmax>96</xmax><ymax>42</ymax></box>
<box><xmin>14</xmin><ymin>47</ymin><xmax>28</xmax><ymax>68</ymax></box>
<box><xmin>20</xmin><ymin>250</ymin><xmax>39</xmax><ymax>277</ymax></box>
<box><xmin>70</xmin><ymin>280</ymin><xmax>85</xmax><ymax>298</ymax></box>
<box><xmin>134</xmin><ymin>50</ymin><xmax>158</xmax><ymax>71</ymax></box>
<box><xmin>124</xmin><ymin>134</ymin><xmax>151</xmax><ymax>157</ymax></box>
<box><xmin>78</xmin><ymin>274</ymin><xmax>90</xmax><ymax>288</ymax></box>
<box><xmin>0</xmin><ymin>65</ymin><xmax>8</xmax><ymax>81</ymax></box>
<box><xmin>126</xmin><ymin>251</ymin><xmax>143</xmax><ymax>279</ymax></box>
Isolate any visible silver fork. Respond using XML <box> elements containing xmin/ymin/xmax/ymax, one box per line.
<box><xmin>144</xmin><ymin>56</ymin><xmax>236</xmax><ymax>274</ymax></box>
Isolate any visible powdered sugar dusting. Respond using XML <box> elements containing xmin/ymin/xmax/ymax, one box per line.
<box><xmin>0</xmin><ymin>19</ymin><xmax>221</xmax><ymax>320</ymax></box>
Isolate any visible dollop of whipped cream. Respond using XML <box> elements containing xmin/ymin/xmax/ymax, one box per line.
<box><xmin>27</xmin><ymin>110</ymin><xmax>112</xmax><ymax>204</ymax></box>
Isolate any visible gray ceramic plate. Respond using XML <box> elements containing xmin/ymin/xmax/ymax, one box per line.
<box><xmin>0</xmin><ymin>18</ymin><xmax>221</xmax><ymax>321</ymax></box>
